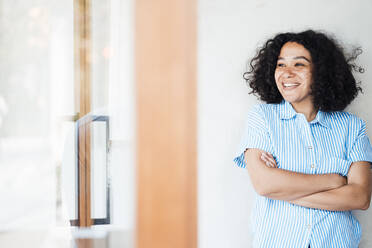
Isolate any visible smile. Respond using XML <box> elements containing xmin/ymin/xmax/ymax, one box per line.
<box><xmin>283</xmin><ymin>82</ymin><xmax>300</xmax><ymax>89</ymax></box>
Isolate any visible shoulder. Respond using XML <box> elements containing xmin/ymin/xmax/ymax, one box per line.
<box><xmin>248</xmin><ymin>102</ymin><xmax>281</xmax><ymax>117</ymax></box>
<box><xmin>327</xmin><ymin>111</ymin><xmax>365</xmax><ymax>130</ymax></box>
<box><xmin>244</xmin><ymin>103</ymin><xmax>279</xmax><ymax>128</ymax></box>
<box><xmin>327</xmin><ymin>111</ymin><xmax>365</xmax><ymax>127</ymax></box>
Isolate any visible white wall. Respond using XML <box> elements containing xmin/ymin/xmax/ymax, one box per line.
<box><xmin>197</xmin><ymin>0</ymin><xmax>372</xmax><ymax>247</ymax></box>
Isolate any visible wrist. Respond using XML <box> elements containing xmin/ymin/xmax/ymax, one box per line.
<box><xmin>329</xmin><ymin>174</ymin><xmax>347</xmax><ymax>189</ymax></box>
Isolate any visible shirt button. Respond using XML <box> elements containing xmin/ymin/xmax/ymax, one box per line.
<box><xmin>308</xmin><ymin>146</ymin><xmax>313</xmax><ymax>150</ymax></box>
<box><xmin>310</xmin><ymin>164</ymin><xmax>315</xmax><ymax>169</ymax></box>
<box><xmin>306</xmin><ymin>224</ymin><xmax>311</xmax><ymax>229</ymax></box>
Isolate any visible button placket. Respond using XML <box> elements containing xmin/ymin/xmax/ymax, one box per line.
<box><xmin>308</xmin><ymin>135</ymin><xmax>317</xmax><ymax>173</ymax></box>
<box><xmin>302</xmin><ymin>119</ymin><xmax>316</xmax><ymax>173</ymax></box>
<box><xmin>308</xmin><ymin>149</ymin><xmax>317</xmax><ymax>173</ymax></box>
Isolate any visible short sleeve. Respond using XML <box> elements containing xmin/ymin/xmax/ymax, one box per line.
<box><xmin>347</xmin><ymin>120</ymin><xmax>372</xmax><ymax>167</ymax></box>
<box><xmin>233</xmin><ymin>105</ymin><xmax>272</xmax><ymax>168</ymax></box>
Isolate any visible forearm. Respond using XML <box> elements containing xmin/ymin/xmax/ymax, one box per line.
<box><xmin>289</xmin><ymin>183</ymin><xmax>371</xmax><ymax>211</ymax></box>
<box><xmin>245</xmin><ymin>149</ymin><xmax>345</xmax><ymax>201</ymax></box>
<box><xmin>259</xmin><ymin>167</ymin><xmax>344</xmax><ymax>201</ymax></box>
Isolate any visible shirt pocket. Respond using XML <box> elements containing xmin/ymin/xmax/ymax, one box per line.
<box><xmin>318</xmin><ymin>156</ymin><xmax>352</xmax><ymax>176</ymax></box>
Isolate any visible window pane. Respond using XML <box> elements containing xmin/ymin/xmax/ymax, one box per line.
<box><xmin>0</xmin><ymin>0</ymin><xmax>73</xmax><ymax>229</ymax></box>
<box><xmin>91</xmin><ymin>120</ymin><xmax>108</xmax><ymax>219</ymax></box>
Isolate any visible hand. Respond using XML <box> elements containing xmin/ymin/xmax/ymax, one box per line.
<box><xmin>331</xmin><ymin>174</ymin><xmax>347</xmax><ymax>188</ymax></box>
<box><xmin>260</xmin><ymin>152</ymin><xmax>278</xmax><ymax>168</ymax></box>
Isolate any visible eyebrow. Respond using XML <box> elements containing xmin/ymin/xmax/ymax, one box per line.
<box><xmin>277</xmin><ymin>56</ymin><xmax>311</xmax><ymax>62</ymax></box>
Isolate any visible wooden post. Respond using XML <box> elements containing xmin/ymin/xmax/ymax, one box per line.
<box><xmin>135</xmin><ymin>0</ymin><xmax>197</xmax><ymax>247</ymax></box>
<box><xmin>74</xmin><ymin>0</ymin><xmax>92</xmax><ymax>227</ymax></box>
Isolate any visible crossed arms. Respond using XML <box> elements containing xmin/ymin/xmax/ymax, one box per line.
<box><xmin>244</xmin><ymin>148</ymin><xmax>372</xmax><ymax>211</ymax></box>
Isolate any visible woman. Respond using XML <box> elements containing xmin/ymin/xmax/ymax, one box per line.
<box><xmin>234</xmin><ymin>30</ymin><xmax>372</xmax><ymax>248</ymax></box>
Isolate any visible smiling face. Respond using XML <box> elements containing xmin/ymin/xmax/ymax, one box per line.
<box><xmin>274</xmin><ymin>42</ymin><xmax>314</xmax><ymax>107</ymax></box>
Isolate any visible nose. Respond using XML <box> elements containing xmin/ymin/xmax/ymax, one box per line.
<box><xmin>282</xmin><ymin>67</ymin><xmax>295</xmax><ymax>78</ymax></box>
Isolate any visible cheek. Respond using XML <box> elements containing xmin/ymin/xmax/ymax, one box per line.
<box><xmin>274</xmin><ymin>70</ymin><xmax>280</xmax><ymax>85</ymax></box>
<box><xmin>305</xmin><ymin>72</ymin><xmax>313</xmax><ymax>85</ymax></box>
<box><xmin>299</xmin><ymin>71</ymin><xmax>312</xmax><ymax>84</ymax></box>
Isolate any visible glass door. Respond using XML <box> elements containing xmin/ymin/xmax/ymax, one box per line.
<box><xmin>63</xmin><ymin>0</ymin><xmax>135</xmax><ymax>234</ymax></box>
<box><xmin>0</xmin><ymin>0</ymin><xmax>74</xmax><ymax>230</ymax></box>
<box><xmin>0</xmin><ymin>0</ymin><xmax>135</xmax><ymax>246</ymax></box>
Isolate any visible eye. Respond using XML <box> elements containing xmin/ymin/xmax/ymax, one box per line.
<box><xmin>276</xmin><ymin>63</ymin><xmax>285</xmax><ymax>67</ymax></box>
<box><xmin>295</xmin><ymin>63</ymin><xmax>305</xmax><ymax>67</ymax></box>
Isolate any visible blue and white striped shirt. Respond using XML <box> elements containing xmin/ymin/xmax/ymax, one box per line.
<box><xmin>234</xmin><ymin>100</ymin><xmax>372</xmax><ymax>248</ymax></box>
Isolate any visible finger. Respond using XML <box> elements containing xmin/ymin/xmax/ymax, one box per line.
<box><xmin>263</xmin><ymin>151</ymin><xmax>274</xmax><ymax>160</ymax></box>
<box><xmin>262</xmin><ymin>153</ymin><xmax>277</xmax><ymax>166</ymax></box>
<box><xmin>265</xmin><ymin>161</ymin><xmax>274</xmax><ymax>167</ymax></box>
<box><xmin>266</xmin><ymin>152</ymin><xmax>275</xmax><ymax>160</ymax></box>
<box><xmin>261</xmin><ymin>155</ymin><xmax>274</xmax><ymax>168</ymax></box>
<box><xmin>260</xmin><ymin>154</ymin><xmax>271</xmax><ymax>164</ymax></box>
<box><xmin>261</xmin><ymin>153</ymin><xmax>277</xmax><ymax>168</ymax></box>
<box><xmin>260</xmin><ymin>153</ymin><xmax>266</xmax><ymax>161</ymax></box>
<box><xmin>263</xmin><ymin>153</ymin><xmax>276</xmax><ymax>165</ymax></box>
<box><xmin>262</xmin><ymin>153</ymin><xmax>277</xmax><ymax>168</ymax></box>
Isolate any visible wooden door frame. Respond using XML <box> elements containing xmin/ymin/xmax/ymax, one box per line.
<box><xmin>72</xmin><ymin>0</ymin><xmax>111</xmax><ymax>228</ymax></box>
<box><xmin>74</xmin><ymin>0</ymin><xmax>92</xmax><ymax>227</ymax></box>
<box><xmin>136</xmin><ymin>0</ymin><xmax>198</xmax><ymax>247</ymax></box>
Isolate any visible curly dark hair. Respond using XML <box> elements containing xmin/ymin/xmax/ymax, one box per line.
<box><xmin>244</xmin><ymin>30</ymin><xmax>363</xmax><ymax>112</ymax></box>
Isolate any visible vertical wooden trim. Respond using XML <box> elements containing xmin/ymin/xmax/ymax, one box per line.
<box><xmin>74</xmin><ymin>0</ymin><xmax>80</xmax><ymax>114</ymax></box>
<box><xmin>76</xmin><ymin>239</ymin><xmax>93</xmax><ymax>248</ymax></box>
<box><xmin>78</xmin><ymin>123</ymin><xmax>87</xmax><ymax>226</ymax></box>
<box><xmin>85</xmin><ymin>117</ymin><xmax>92</xmax><ymax>226</ymax></box>
<box><xmin>135</xmin><ymin>0</ymin><xmax>197</xmax><ymax>247</ymax></box>
<box><xmin>78</xmin><ymin>0</ymin><xmax>91</xmax><ymax>116</ymax></box>
<box><xmin>74</xmin><ymin>0</ymin><xmax>92</xmax><ymax>227</ymax></box>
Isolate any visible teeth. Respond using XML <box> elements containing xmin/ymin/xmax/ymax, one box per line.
<box><xmin>283</xmin><ymin>83</ymin><xmax>299</xmax><ymax>87</ymax></box>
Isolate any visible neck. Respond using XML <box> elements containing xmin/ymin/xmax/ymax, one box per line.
<box><xmin>290</xmin><ymin>100</ymin><xmax>318</xmax><ymax>122</ymax></box>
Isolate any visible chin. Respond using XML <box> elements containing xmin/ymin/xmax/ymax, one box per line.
<box><xmin>281</xmin><ymin>93</ymin><xmax>305</xmax><ymax>103</ymax></box>
<box><xmin>282</xmin><ymin>96</ymin><xmax>297</xmax><ymax>103</ymax></box>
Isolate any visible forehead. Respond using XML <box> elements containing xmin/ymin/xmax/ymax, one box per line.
<box><xmin>278</xmin><ymin>42</ymin><xmax>311</xmax><ymax>60</ymax></box>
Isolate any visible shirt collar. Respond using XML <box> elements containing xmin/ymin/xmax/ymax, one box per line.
<box><xmin>279</xmin><ymin>100</ymin><xmax>331</xmax><ymax>129</ymax></box>
<box><xmin>279</xmin><ymin>100</ymin><xmax>297</xmax><ymax>120</ymax></box>
<box><xmin>310</xmin><ymin>110</ymin><xmax>331</xmax><ymax>129</ymax></box>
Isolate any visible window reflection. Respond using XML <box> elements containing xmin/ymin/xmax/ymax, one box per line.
<box><xmin>0</xmin><ymin>0</ymin><xmax>73</xmax><ymax>230</ymax></box>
